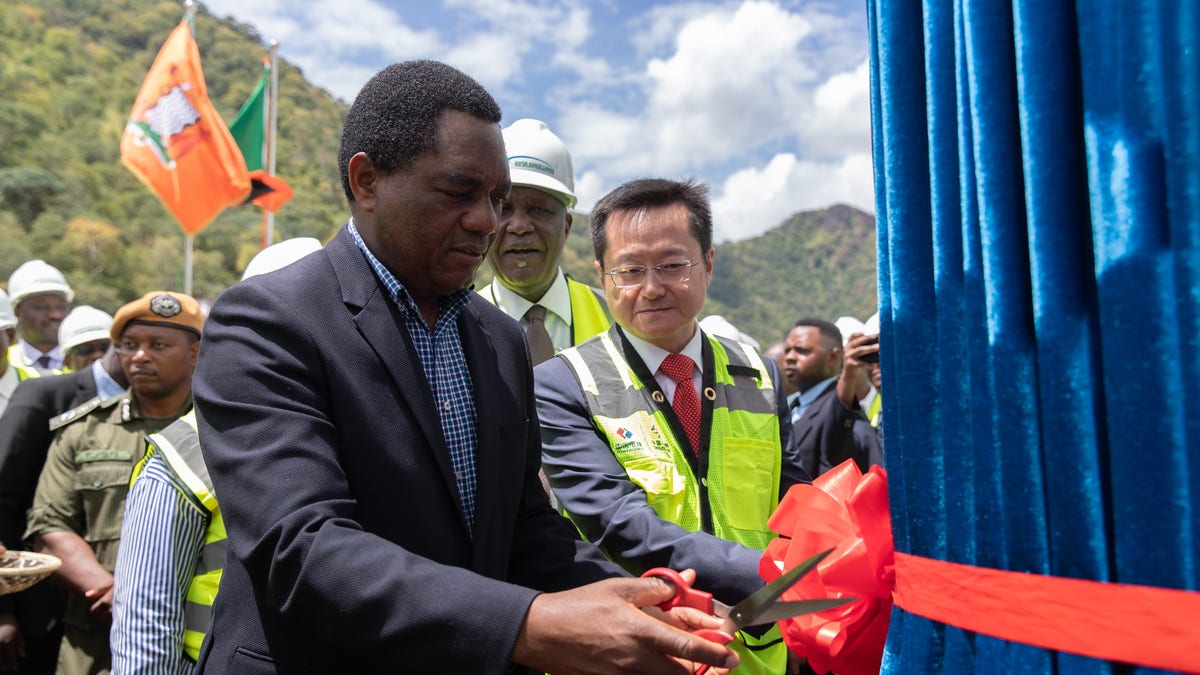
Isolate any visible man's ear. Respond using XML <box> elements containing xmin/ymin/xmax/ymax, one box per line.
<box><xmin>564</xmin><ymin>212</ymin><xmax>573</xmax><ymax>238</ymax></box>
<box><xmin>348</xmin><ymin>152</ymin><xmax>378</xmax><ymax>212</ymax></box>
<box><xmin>828</xmin><ymin>346</ymin><xmax>844</xmax><ymax>373</ymax></box>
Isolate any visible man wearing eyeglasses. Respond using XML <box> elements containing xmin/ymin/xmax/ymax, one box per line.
<box><xmin>57</xmin><ymin>306</ymin><xmax>114</xmax><ymax>374</ymax></box>
<box><xmin>534</xmin><ymin>178</ymin><xmax>809</xmax><ymax>674</ymax></box>
<box><xmin>23</xmin><ymin>292</ymin><xmax>200</xmax><ymax>675</ymax></box>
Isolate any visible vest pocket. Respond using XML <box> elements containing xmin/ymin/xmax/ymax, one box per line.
<box><xmin>719</xmin><ymin>437</ymin><xmax>778</xmax><ymax>531</ymax></box>
<box><xmin>622</xmin><ymin>456</ymin><xmax>683</xmax><ymax>497</ymax></box>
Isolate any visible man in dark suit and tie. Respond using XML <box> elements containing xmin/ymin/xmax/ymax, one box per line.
<box><xmin>0</xmin><ymin>344</ymin><xmax>127</xmax><ymax>674</ymax></box>
<box><xmin>783</xmin><ymin>318</ymin><xmax>876</xmax><ymax>477</ymax></box>
<box><xmin>190</xmin><ymin>60</ymin><xmax>737</xmax><ymax>675</ymax></box>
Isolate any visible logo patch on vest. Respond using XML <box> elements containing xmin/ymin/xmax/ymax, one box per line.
<box><xmin>598</xmin><ymin>412</ymin><xmax>674</xmax><ymax>462</ymax></box>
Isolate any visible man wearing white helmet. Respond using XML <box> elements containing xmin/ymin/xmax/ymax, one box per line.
<box><xmin>6</xmin><ymin>260</ymin><xmax>74</xmax><ymax>378</ymax></box>
<box><xmin>0</xmin><ymin>290</ymin><xmax>18</xmax><ymax>418</ymax></box>
<box><xmin>58</xmin><ymin>307</ymin><xmax>114</xmax><ymax>374</ymax></box>
<box><xmin>481</xmin><ymin>119</ymin><xmax>610</xmax><ymax>366</ymax></box>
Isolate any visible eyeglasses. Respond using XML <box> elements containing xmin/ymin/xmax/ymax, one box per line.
<box><xmin>606</xmin><ymin>260</ymin><xmax>697</xmax><ymax>288</ymax></box>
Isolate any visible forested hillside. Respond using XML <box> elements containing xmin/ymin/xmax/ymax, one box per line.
<box><xmin>0</xmin><ymin>0</ymin><xmax>347</xmax><ymax>306</ymax></box>
<box><xmin>2</xmin><ymin>0</ymin><xmax>877</xmax><ymax>346</ymax></box>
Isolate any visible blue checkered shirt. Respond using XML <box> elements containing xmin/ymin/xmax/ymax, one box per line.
<box><xmin>348</xmin><ymin>220</ymin><xmax>479</xmax><ymax>534</ymax></box>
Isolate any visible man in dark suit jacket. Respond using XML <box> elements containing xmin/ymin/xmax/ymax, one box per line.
<box><xmin>190</xmin><ymin>61</ymin><xmax>736</xmax><ymax>675</ymax></box>
<box><xmin>784</xmin><ymin>319</ymin><xmax>878</xmax><ymax>477</ymax></box>
<box><xmin>0</xmin><ymin>346</ymin><xmax>126</xmax><ymax>674</ymax></box>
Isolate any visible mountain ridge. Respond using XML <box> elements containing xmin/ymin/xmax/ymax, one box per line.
<box><xmin>0</xmin><ymin>0</ymin><xmax>876</xmax><ymax>345</ymax></box>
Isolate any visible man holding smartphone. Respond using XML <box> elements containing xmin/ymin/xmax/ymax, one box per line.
<box><xmin>784</xmin><ymin>319</ymin><xmax>880</xmax><ymax>476</ymax></box>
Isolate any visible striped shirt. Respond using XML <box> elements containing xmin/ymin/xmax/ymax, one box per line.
<box><xmin>348</xmin><ymin>220</ymin><xmax>479</xmax><ymax>533</ymax></box>
<box><xmin>112</xmin><ymin>453</ymin><xmax>206</xmax><ymax>675</ymax></box>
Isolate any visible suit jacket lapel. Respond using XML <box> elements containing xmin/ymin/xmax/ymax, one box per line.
<box><xmin>459</xmin><ymin>300</ymin><xmax>503</xmax><ymax>555</ymax></box>
<box><xmin>327</xmin><ymin>228</ymin><xmax>462</xmax><ymax>511</ymax></box>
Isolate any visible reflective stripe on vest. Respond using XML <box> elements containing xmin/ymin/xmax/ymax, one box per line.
<box><xmin>133</xmin><ymin>411</ymin><xmax>225</xmax><ymax>661</ymax></box>
<box><xmin>560</xmin><ymin>327</ymin><xmax>788</xmax><ymax>673</ymax></box>
<box><xmin>565</xmin><ymin>277</ymin><xmax>612</xmax><ymax>345</ymax></box>
<box><xmin>559</xmin><ymin>327</ymin><xmax>782</xmax><ymax>550</ymax></box>
<box><xmin>868</xmin><ymin>393</ymin><xmax>882</xmax><ymax>427</ymax></box>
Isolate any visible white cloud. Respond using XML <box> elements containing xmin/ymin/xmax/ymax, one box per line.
<box><xmin>641</xmin><ymin>1</ymin><xmax>813</xmax><ymax>165</ymax></box>
<box><xmin>711</xmin><ymin>151</ymin><xmax>875</xmax><ymax>242</ymax></box>
<box><xmin>557</xmin><ymin>0</ymin><xmax>874</xmax><ymax>232</ymax></box>
<box><xmin>202</xmin><ymin>0</ymin><xmax>442</xmax><ymax>101</ymax></box>
<box><xmin>798</xmin><ymin>59</ymin><xmax>872</xmax><ymax>158</ymax></box>
<box><xmin>443</xmin><ymin>33</ymin><xmax>529</xmax><ymax>93</ymax></box>
<box><xmin>198</xmin><ymin>0</ymin><xmax>876</xmax><ymax>239</ymax></box>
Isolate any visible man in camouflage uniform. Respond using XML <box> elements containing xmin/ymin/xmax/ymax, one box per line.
<box><xmin>24</xmin><ymin>292</ymin><xmax>202</xmax><ymax>675</ymax></box>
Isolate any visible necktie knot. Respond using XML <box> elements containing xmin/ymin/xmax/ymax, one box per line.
<box><xmin>36</xmin><ymin>355</ymin><xmax>52</xmax><ymax>369</ymax></box>
<box><xmin>659</xmin><ymin>353</ymin><xmax>695</xmax><ymax>383</ymax></box>
<box><xmin>523</xmin><ymin>304</ymin><xmax>547</xmax><ymax>323</ymax></box>
<box><xmin>660</xmin><ymin>354</ymin><xmax>700</xmax><ymax>454</ymax></box>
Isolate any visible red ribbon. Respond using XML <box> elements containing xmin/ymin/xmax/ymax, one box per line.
<box><xmin>761</xmin><ymin>461</ymin><xmax>1200</xmax><ymax>675</ymax></box>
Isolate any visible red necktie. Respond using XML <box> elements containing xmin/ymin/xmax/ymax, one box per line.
<box><xmin>660</xmin><ymin>353</ymin><xmax>700</xmax><ymax>454</ymax></box>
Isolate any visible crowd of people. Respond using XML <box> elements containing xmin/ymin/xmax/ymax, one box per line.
<box><xmin>0</xmin><ymin>60</ymin><xmax>882</xmax><ymax>675</ymax></box>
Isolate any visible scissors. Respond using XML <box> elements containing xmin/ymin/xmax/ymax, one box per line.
<box><xmin>642</xmin><ymin>548</ymin><xmax>854</xmax><ymax>674</ymax></box>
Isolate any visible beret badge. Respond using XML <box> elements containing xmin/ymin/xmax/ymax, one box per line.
<box><xmin>150</xmin><ymin>294</ymin><xmax>182</xmax><ymax>318</ymax></box>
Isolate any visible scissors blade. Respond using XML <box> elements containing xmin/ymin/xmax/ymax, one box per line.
<box><xmin>725</xmin><ymin>548</ymin><xmax>835</xmax><ymax>630</ymax></box>
<box><xmin>748</xmin><ymin>597</ymin><xmax>858</xmax><ymax>626</ymax></box>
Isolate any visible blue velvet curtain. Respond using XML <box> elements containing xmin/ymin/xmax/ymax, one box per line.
<box><xmin>868</xmin><ymin>1</ymin><xmax>1198</xmax><ymax>673</ymax></box>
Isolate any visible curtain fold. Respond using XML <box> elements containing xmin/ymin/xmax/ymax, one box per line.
<box><xmin>869</xmin><ymin>0</ymin><xmax>1198</xmax><ymax>672</ymax></box>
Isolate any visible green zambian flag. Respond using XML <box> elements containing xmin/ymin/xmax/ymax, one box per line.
<box><xmin>229</xmin><ymin>64</ymin><xmax>268</xmax><ymax>172</ymax></box>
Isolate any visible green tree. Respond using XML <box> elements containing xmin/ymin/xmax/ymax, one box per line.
<box><xmin>0</xmin><ymin>167</ymin><xmax>64</xmax><ymax>227</ymax></box>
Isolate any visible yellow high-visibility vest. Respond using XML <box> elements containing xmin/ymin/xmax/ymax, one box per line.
<box><xmin>130</xmin><ymin>411</ymin><xmax>224</xmax><ymax>661</ymax></box>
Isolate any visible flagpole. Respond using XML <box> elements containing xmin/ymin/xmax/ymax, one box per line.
<box><xmin>184</xmin><ymin>233</ymin><xmax>194</xmax><ymax>295</ymax></box>
<box><xmin>264</xmin><ymin>40</ymin><xmax>279</xmax><ymax>248</ymax></box>
<box><xmin>184</xmin><ymin>0</ymin><xmax>195</xmax><ymax>295</ymax></box>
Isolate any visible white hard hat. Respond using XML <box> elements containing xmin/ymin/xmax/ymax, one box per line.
<box><xmin>0</xmin><ymin>289</ymin><xmax>15</xmax><ymax>330</ymax></box>
<box><xmin>834</xmin><ymin>316</ymin><xmax>867</xmax><ymax>345</ymax></box>
<box><xmin>502</xmin><ymin>119</ymin><xmax>577</xmax><ymax>208</ymax></box>
<box><xmin>863</xmin><ymin>311</ymin><xmax>880</xmax><ymax>335</ymax></box>
<box><xmin>58</xmin><ymin>305</ymin><xmax>114</xmax><ymax>354</ymax></box>
<box><xmin>242</xmin><ymin>237</ymin><xmax>323</xmax><ymax>280</ymax></box>
<box><xmin>7</xmin><ymin>259</ymin><xmax>74</xmax><ymax>306</ymax></box>
<box><xmin>699</xmin><ymin>315</ymin><xmax>761</xmax><ymax>350</ymax></box>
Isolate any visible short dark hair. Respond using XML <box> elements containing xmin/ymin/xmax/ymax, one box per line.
<box><xmin>338</xmin><ymin>60</ymin><xmax>502</xmax><ymax>203</ymax></box>
<box><xmin>792</xmin><ymin>318</ymin><xmax>842</xmax><ymax>350</ymax></box>
<box><xmin>589</xmin><ymin>177</ymin><xmax>713</xmax><ymax>265</ymax></box>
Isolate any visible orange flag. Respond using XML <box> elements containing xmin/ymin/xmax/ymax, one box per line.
<box><xmin>121</xmin><ymin>20</ymin><xmax>250</xmax><ymax>236</ymax></box>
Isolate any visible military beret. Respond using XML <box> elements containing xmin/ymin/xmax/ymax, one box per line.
<box><xmin>110</xmin><ymin>291</ymin><xmax>203</xmax><ymax>340</ymax></box>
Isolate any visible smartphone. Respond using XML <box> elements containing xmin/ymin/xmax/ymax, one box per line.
<box><xmin>859</xmin><ymin>334</ymin><xmax>880</xmax><ymax>363</ymax></box>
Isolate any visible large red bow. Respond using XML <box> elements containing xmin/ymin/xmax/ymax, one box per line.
<box><xmin>759</xmin><ymin>462</ymin><xmax>893</xmax><ymax>675</ymax></box>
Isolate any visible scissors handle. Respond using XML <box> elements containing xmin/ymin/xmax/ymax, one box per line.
<box><xmin>691</xmin><ymin>628</ymin><xmax>735</xmax><ymax>675</ymax></box>
<box><xmin>641</xmin><ymin>567</ymin><xmax>714</xmax><ymax>613</ymax></box>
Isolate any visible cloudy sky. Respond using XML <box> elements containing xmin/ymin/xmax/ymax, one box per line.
<box><xmin>200</xmin><ymin>0</ymin><xmax>875</xmax><ymax>242</ymax></box>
